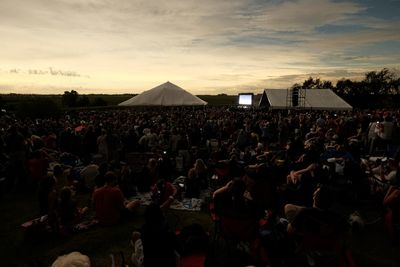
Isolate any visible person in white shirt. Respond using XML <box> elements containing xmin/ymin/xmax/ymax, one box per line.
<box><xmin>378</xmin><ymin>116</ymin><xmax>394</xmax><ymax>141</ymax></box>
<box><xmin>374</xmin><ymin>116</ymin><xmax>394</xmax><ymax>154</ymax></box>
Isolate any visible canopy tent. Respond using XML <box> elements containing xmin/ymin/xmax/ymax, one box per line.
<box><xmin>118</xmin><ymin>81</ymin><xmax>207</xmax><ymax>106</ymax></box>
<box><xmin>259</xmin><ymin>89</ymin><xmax>352</xmax><ymax>110</ymax></box>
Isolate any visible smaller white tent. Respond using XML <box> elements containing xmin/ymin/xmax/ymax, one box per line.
<box><xmin>119</xmin><ymin>81</ymin><xmax>207</xmax><ymax>106</ymax></box>
<box><xmin>259</xmin><ymin>89</ymin><xmax>352</xmax><ymax>110</ymax></box>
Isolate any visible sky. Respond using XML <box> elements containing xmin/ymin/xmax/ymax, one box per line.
<box><xmin>0</xmin><ymin>0</ymin><xmax>399</xmax><ymax>95</ymax></box>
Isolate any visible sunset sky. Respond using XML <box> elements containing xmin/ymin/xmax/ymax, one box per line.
<box><xmin>0</xmin><ymin>0</ymin><xmax>399</xmax><ymax>95</ymax></box>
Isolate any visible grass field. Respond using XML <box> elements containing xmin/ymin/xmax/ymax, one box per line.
<box><xmin>0</xmin><ymin>189</ymin><xmax>213</xmax><ymax>267</ymax></box>
<box><xmin>1</xmin><ymin>187</ymin><xmax>400</xmax><ymax>267</ymax></box>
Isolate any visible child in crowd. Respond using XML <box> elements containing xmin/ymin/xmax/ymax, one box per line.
<box><xmin>130</xmin><ymin>231</ymin><xmax>144</xmax><ymax>267</ymax></box>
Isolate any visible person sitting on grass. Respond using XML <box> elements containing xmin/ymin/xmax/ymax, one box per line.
<box><xmin>285</xmin><ymin>186</ymin><xmax>347</xmax><ymax>265</ymax></box>
<box><xmin>151</xmin><ymin>179</ymin><xmax>177</xmax><ymax>209</ymax></box>
<box><xmin>92</xmin><ymin>171</ymin><xmax>142</xmax><ymax>226</ymax></box>
<box><xmin>58</xmin><ymin>186</ymin><xmax>88</xmax><ymax>233</ymax></box>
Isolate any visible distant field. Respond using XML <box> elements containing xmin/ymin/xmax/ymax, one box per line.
<box><xmin>0</xmin><ymin>94</ymin><xmax>134</xmax><ymax>109</ymax></box>
<box><xmin>0</xmin><ymin>93</ymin><xmax>245</xmax><ymax>109</ymax></box>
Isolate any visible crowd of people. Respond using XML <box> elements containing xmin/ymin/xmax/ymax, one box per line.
<box><xmin>1</xmin><ymin>107</ymin><xmax>400</xmax><ymax>266</ymax></box>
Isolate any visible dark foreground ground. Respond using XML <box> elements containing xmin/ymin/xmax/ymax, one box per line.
<box><xmin>1</xmin><ymin>189</ymin><xmax>399</xmax><ymax>267</ymax></box>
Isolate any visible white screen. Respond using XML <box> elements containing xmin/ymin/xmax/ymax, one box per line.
<box><xmin>238</xmin><ymin>94</ymin><xmax>252</xmax><ymax>105</ymax></box>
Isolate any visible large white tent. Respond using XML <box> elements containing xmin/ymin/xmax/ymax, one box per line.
<box><xmin>119</xmin><ymin>81</ymin><xmax>207</xmax><ymax>106</ymax></box>
<box><xmin>259</xmin><ymin>89</ymin><xmax>352</xmax><ymax>110</ymax></box>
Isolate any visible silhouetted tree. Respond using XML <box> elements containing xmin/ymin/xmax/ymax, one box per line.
<box><xmin>335</xmin><ymin>79</ymin><xmax>359</xmax><ymax>96</ymax></box>
<box><xmin>300</xmin><ymin>77</ymin><xmax>332</xmax><ymax>89</ymax></box>
<box><xmin>322</xmin><ymin>80</ymin><xmax>334</xmax><ymax>89</ymax></box>
<box><xmin>61</xmin><ymin>90</ymin><xmax>79</xmax><ymax>107</ymax></box>
<box><xmin>291</xmin><ymin>83</ymin><xmax>302</xmax><ymax>90</ymax></box>
<box><xmin>362</xmin><ymin>68</ymin><xmax>397</xmax><ymax>95</ymax></box>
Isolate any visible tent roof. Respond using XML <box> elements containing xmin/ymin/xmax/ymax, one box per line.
<box><xmin>260</xmin><ymin>89</ymin><xmax>352</xmax><ymax>110</ymax></box>
<box><xmin>118</xmin><ymin>81</ymin><xmax>207</xmax><ymax>106</ymax></box>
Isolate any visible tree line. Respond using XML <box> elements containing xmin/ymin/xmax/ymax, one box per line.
<box><xmin>291</xmin><ymin>68</ymin><xmax>400</xmax><ymax>108</ymax></box>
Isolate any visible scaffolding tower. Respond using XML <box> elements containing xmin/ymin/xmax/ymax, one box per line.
<box><xmin>286</xmin><ymin>88</ymin><xmax>306</xmax><ymax>109</ymax></box>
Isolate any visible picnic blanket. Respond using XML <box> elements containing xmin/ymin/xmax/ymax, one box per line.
<box><xmin>130</xmin><ymin>190</ymin><xmax>211</xmax><ymax>212</ymax></box>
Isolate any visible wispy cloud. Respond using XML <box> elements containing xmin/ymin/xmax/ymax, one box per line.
<box><xmin>1</xmin><ymin>67</ymin><xmax>88</xmax><ymax>77</ymax></box>
<box><xmin>0</xmin><ymin>0</ymin><xmax>399</xmax><ymax>94</ymax></box>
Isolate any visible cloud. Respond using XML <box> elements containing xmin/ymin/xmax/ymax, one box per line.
<box><xmin>0</xmin><ymin>0</ymin><xmax>399</xmax><ymax>94</ymax></box>
<box><xmin>1</xmin><ymin>67</ymin><xmax>88</xmax><ymax>77</ymax></box>
<box><xmin>250</xmin><ymin>0</ymin><xmax>366</xmax><ymax>32</ymax></box>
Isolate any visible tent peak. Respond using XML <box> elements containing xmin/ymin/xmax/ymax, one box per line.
<box><xmin>118</xmin><ymin>81</ymin><xmax>207</xmax><ymax>106</ymax></box>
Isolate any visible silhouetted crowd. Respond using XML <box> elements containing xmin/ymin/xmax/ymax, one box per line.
<box><xmin>1</xmin><ymin>107</ymin><xmax>400</xmax><ymax>267</ymax></box>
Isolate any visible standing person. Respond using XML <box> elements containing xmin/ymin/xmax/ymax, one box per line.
<box><xmin>38</xmin><ymin>174</ymin><xmax>58</xmax><ymax>231</ymax></box>
<box><xmin>97</xmin><ymin>129</ymin><xmax>108</xmax><ymax>162</ymax></box>
<box><xmin>194</xmin><ymin>158</ymin><xmax>209</xmax><ymax>189</ymax></box>
<box><xmin>4</xmin><ymin>126</ymin><xmax>27</xmax><ymax>189</ymax></box>
<box><xmin>141</xmin><ymin>203</ymin><xmax>179</xmax><ymax>267</ymax></box>
<box><xmin>185</xmin><ymin>168</ymin><xmax>200</xmax><ymax>198</ymax></box>
<box><xmin>375</xmin><ymin>115</ymin><xmax>394</xmax><ymax>155</ymax></box>
<box><xmin>82</xmin><ymin>125</ymin><xmax>97</xmax><ymax>162</ymax></box>
<box><xmin>92</xmin><ymin>171</ymin><xmax>141</xmax><ymax>226</ymax></box>
<box><xmin>137</xmin><ymin>158</ymin><xmax>159</xmax><ymax>192</ymax></box>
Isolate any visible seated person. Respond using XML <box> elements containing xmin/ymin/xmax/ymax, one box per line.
<box><xmin>53</xmin><ymin>164</ymin><xmax>68</xmax><ymax>190</ymax></box>
<box><xmin>92</xmin><ymin>171</ymin><xmax>141</xmax><ymax>226</ymax></box>
<box><xmin>58</xmin><ymin>186</ymin><xmax>88</xmax><ymax>229</ymax></box>
<box><xmin>79</xmin><ymin>163</ymin><xmax>99</xmax><ymax>190</ymax></box>
<box><xmin>151</xmin><ymin>179</ymin><xmax>177</xmax><ymax>209</ymax></box>
<box><xmin>213</xmin><ymin>178</ymin><xmax>263</xmax><ymax>241</ymax></box>
<box><xmin>383</xmin><ymin>185</ymin><xmax>400</xmax><ymax>241</ymax></box>
<box><xmin>367</xmin><ymin>158</ymin><xmax>399</xmax><ymax>194</ymax></box>
<box><xmin>286</xmin><ymin>162</ymin><xmax>319</xmax><ymax>185</ymax></box>
<box><xmin>371</xmin><ymin>158</ymin><xmax>398</xmax><ymax>184</ymax></box>
<box><xmin>285</xmin><ymin>186</ymin><xmax>347</xmax><ymax>251</ymax></box>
